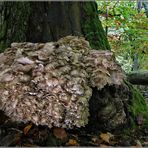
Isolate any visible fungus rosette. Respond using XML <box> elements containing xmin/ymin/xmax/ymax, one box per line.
<box><xmin>0</xmin><ymin>36</ymin><xmax>124</xmax><ymax>129</ymax></box>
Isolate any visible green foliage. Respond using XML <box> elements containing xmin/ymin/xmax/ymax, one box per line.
<box><xmin>116</xmin><ymin>54</ymin><xmax>133</xmax><ymax>73</ymax></box>
<box><xmin>97</xmin><ymin>1</ymin><xmax>148</xmax><ymax>72</ymax></box>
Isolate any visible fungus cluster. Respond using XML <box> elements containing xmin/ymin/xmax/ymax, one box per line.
<box><xmin>0</xmin><ymin>36</ymin><xmax>124</xmax><ymax>128</ymax></box>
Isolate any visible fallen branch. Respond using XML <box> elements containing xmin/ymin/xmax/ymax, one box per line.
<box><xmin>127</xmin><ymin>71</ymin><xmax>148</xmax><ymax>85</ymax></box>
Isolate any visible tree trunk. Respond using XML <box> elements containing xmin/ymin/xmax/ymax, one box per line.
<box><xmin>0</xmin><ymin>1</ymin><xmax>147</xmax><ymax>133</ymax></box>
<box><xmin>0</xmin><ymin>1</ymin><xmax>110</xmax><ymax>51</ymax></box>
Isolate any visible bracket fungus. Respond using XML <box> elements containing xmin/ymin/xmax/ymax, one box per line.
<box><xmin>0</xmin><ymin>36</ymin><xmax>125</xmax><ymax>129</ymax></box>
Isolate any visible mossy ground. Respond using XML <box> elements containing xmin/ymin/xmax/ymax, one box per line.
<box><xmin>0</xmin><ymin>112</ymin><xmax>147</xmax><ymax>146</ymax></box>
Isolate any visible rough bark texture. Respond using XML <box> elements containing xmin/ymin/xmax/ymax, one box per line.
<box><xmin>0</xmin><ymin>2</ymin><xmax>110</xmax><ymax>51</ymax></box>
<box><xmin>0</xmin><ymin>2</ymin><xmax>31</xmax><ymax>50</ymax></box>
<box><xmin>26</xmin><ymin>2</ymin><xmax>82</xmax><ymax>42</ymax></box>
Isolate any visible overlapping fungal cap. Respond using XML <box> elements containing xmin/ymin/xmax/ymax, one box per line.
<box><xmin>0</xmin><ymin>36</ymin><xmax>124</xmax><ymax>129</ymax></box>
<box><xmin>85</xmin><ymin>50</ymin><xmax>124</xmax><ymax>89</ymax></box>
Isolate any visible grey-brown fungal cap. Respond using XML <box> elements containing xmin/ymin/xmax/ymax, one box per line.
<box><xmin>0</xmin><ymin>36</ymin><xmax>124</xmax><ymax>129</ymax></box>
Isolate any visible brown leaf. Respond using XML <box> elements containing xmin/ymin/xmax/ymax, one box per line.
<box><xmin>100</xmin><ymin>132</ymin><xmax>114</xmax><ymax>143</ymax></box>
<box><xmin>66</xmin><ymin>139</ymin><xmax>79</xmax><ymax>146</ymax></box>
<box><xmin>23</xmin><ymin>124</ymin><xmax>32</xmax><ymax>135</ymax></box>
<box><xmin>53</xmin><ymin>127</ymin><xmax>67</xmax><ymax>140</ymax></box>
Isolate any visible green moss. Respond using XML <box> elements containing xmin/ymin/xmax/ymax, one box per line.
<box><xmin>131</xmin><ymin>87</ymin><xmax>148</xmax><ymax>124</ymax></box>
<box><xmin>126</xmin><ymin>81</ymin><xmax>148</xmax><ymax>125</ymax></box>
<box><xmin>81</xmin><ymin>2</ymin><xmax>110</xmax><ymax>50</ymax></box>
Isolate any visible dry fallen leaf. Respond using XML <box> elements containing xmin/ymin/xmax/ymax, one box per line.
<box><xmin>66</xmin><ymin>139</ymin><xmax>79</xmax><ymax>146</ymax></box>
<box><xmin>23</xmin><ymin>124</ymin><xmax>32</xmax><ymax>135</ymax></box>
<box><xmin>53</xmin><ymin>127</ymin><xmax>67</xmax><ymax>140</ymax></box>
<box><xmin>100</xmin><ymin>132</ymin><xmax>114</xmax><ymax>143</ymax></box>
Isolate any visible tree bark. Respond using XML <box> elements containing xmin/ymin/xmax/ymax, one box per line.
<box><xmin>0</xmin><ymin>2</ymin><xmax>110</xmax><ymax>51</ymax></box>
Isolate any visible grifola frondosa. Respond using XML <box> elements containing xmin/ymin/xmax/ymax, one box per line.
<box><xmin>0</xmin><ymin>36</ymin><xmax>124</xmax><ymax>129</ymax></box>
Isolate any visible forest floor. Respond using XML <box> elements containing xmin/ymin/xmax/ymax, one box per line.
<box><xmin>0</xmin><ymin>113</ymin><xmax>147</xmax><ymax>147</ymax></box>
<box><xmin>0</xmin><ymin>89</ymin><xmax>148</xmax><ymax>147</ymax></box>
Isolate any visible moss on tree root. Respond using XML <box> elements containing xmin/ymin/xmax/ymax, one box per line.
<box><xmin>126</xmin><ymin>81</ymin><xmax>148</xmax><ymax>126</ymax></box>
